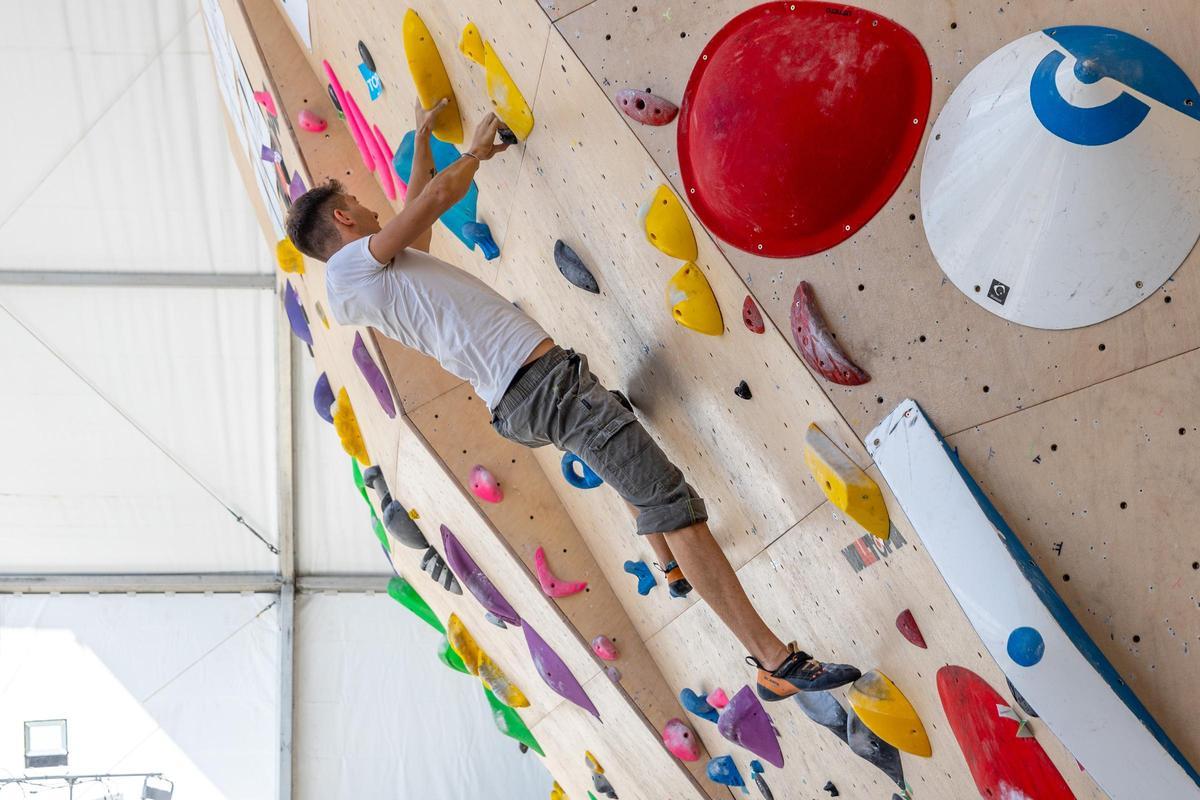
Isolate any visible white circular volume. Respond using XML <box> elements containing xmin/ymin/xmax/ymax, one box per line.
<box><xmin>921</xmin><ymin>26</ymin><xmax>1200</xmax><ymax>329</ymax></box>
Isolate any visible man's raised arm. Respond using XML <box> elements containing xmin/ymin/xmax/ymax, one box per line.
<box><xmin>367</xmin><ymin>112</ymin><xmax>509</xmax><ymax>265</ymax></box>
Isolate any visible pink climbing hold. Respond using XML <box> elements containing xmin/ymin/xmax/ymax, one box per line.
<box><xmin>615</xmin><ymin>89</ymin><xmax>679</xmax><ymax>126</ymax></box>
<box><xmin>717</xmin><ymin>686</ymin><xmax>785</xmax><ymax>768</ymax></box>
<box><xmin>372</xmin><ymin>125</ymin><xmax>407</xmax><ymax>200</ymax></box>
<box><xmin>298</xmin><ymin>108</ymin><xmax>327</xmax><ymax>132</ymax></box>
<box><xmin>534</xmin><ymin>546</ymin><xmax>588</xmax><ymax>597</ymax></box>
<box><xmin>896</xmin><ymin>609</ymin><xmax>928</xmax><ymax>649</ymax></box>
<box><xmin>662</xmin><ymin>718</ymin><xmax>701</xmax><ymax>762</ymax></box>
<box><xmin>323</xmin><ymin>60</ymin><xmax>372</xmax><ymax>170</ymax></box>
<box><xmin>347</xmin><ymin>96</ymin><xmax>393</xmax><ymax>200</ymax></box>
<box><xmin>253</xmin><ymin>90</ymin><xmax>277</xmax><ymax>117</ymax></box>
<box><xmin>591</xmin><ymin>635</ymin><xmax>619</xmax><ymax>661</ymax></box>
<box><xmin>707</xmin><ymin>687</ymin><xmax>729</xmax><ymax>709</ymax></box>
<box><xmin>742</xmin><ymin>296</ymin><xmax>765</xmax><ymax>334</ymax></box>
<box><xmin>468</xmin><ymin>465</ymin><xmax>503</xmax><ymax>503</ymax></box>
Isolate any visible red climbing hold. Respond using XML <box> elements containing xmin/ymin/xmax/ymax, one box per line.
<box><xmin>895</xmin><ymin>609</ymin><xmax>927</xmax><ymax>649</ymax></box>
<box><xmin>790</xmin><ymin>281</ymin><xmax>869</xmax><ymax>386</ymax></box>
<box><xmin>742</xmin><ymin>296</ymin><xmax>765</xmax><ymax>334</ymax></box>
<box><xmin>615</xmin><ymin>89</ymin><xmax>680</xmax><ymax>126</ymax></box>
<box><xmin>678</xmin><ymin>2</ymin><xmax>931</xmax><ymax>257</ymax></box>
<box><xmin>937</xmin><ymin>666</ymin><xmax>1074</xmax><ymax>799</ymax></box>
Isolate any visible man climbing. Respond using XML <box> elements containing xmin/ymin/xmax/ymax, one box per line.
<box><xmin>285</xmin><ymin>100</ymin><xmax>861</xmax><ymax>699</ymax></box>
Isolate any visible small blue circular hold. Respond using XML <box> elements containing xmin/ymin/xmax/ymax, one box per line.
<box><xmin>1007</xmin><ymin>626</ymin><xmax>1046</xmax><ymax>667</ymax></box>
<box><xmin>562</xmin><ymin>452</ymin><xmax>604</xmax><ymax>489</ymax></box>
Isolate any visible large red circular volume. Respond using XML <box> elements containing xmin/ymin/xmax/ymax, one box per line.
<box><xmin>678</xmin><ymin>2</ymin><xmax>931</xmax><ymax>257</ymax></box>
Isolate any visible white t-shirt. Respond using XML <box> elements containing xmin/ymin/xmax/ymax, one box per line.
<box><xmin>325</xmin><ymin>236</ymin><xmax>549</xmax><ymax>410</ymax></box>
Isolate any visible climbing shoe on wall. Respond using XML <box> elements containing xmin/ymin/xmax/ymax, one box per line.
<box><xmin>750</xmin><ymin>644</ymin><xmax>861</xmax><ymax>700</ymax></box>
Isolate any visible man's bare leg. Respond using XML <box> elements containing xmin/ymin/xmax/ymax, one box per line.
<box><xmin>645</xmin><ymin>532</ymin><xmax>675</xmax><ymax>568</ymax></box>
<box><xmin>661</xmin><ymin>521</ymin><xmax>790</xmax><ymax>668</ymax></box>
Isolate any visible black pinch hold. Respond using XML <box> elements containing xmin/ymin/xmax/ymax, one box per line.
<box><xmin>358</xmin><ymin>40</ymin><xmax>376</xmax><ymax>74</ymax></box>
<box><xmin>554</xmin><ymin>240</ymin><xmax>600</xmax><ymax>294</ymax></box>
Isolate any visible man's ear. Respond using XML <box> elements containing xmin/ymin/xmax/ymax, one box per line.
<box><xmin>332</xmin><ymin>207</ymin><xmax>355</xmax><ymax>227</ymax></box>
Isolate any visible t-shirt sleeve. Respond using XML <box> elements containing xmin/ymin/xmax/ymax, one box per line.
<box><xmin>328</xmin><ymin>236</ymin><xmax>388</xmax><ymax>285</ymax></box>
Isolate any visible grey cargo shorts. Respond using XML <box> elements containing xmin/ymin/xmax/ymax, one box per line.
<box><xmin>490</xmin><ymin>346</ymin><xmax>708</xmax><ymax>535</ymax></box>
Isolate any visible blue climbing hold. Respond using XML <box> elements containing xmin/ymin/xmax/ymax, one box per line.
<box><xmin>462</xmin><ymin>222</ymin><xmax>500</xmax><ymax>260</ymax></box>
<box><xmin>680</xmin><ymin>688</ymin><xmax>719</xmax><ymax>724</ymax></box>
<box><xmin>562</xmin><ymin>452</ymin><xmax>604</xmax><ymax>489</ymax></box>
<box><xmin>1007</xmin><ymin>626</ymin><xmax>1046</xmax><ymax>667</ymax></box>
<box><xmin>750</xmin><ymin>760</ymin><xmax>764</xmax><ymax>776</ymax></box>
<box><xmin>396</xmin><ymin>131</ymin><xmax>479</xmax><ymax>250</ymax></box>
<box><xmin>623</xmin><ymin>560</ymin><xmax>657</xmax><ymax>596</ymax></box>
<box><xmin>706</xmin><ymin>755</ymin><xmax>744</xmax><ymax>788</ymax></box>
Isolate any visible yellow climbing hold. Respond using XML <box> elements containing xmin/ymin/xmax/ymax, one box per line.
<box><xmin>459</xmin><ymin>22</ymin><xmax>485</xmax><ymax>66</ymax></box>
<box><xmin>666</xmin><ymin>262</ymin><xmax>723</xmax><ymax>336</ymax></box>
<box><xmin>804</xmin><ymin>424</ymin><xmax>889</xmax><ymax>539</ymax></box>
<box><xmin>847</xmin><ymin>670</ymin><xmax>931</xmax><ymax>757</ymax></box>
<box><xmin>640</xmin><ymin>184</ymin><xmax>698</xmax><ymax>261</ymax></box>
<box><xmin>447</xmin><ymin>614</ymin><xmax>530</xmax><ymax>708</ymax></box>
<box><xmin>460</xmin><ymin>24</ymin><xmax>533</xmax><ymax>140</ymax></box>
<box><xmin>333</xmin><ymin>388</ymin><xmax>369</xmax><ymax>465</ymax></box>
<box><xmin>402</xmin><ymin>9</ymin><xmax>464</xmax><ymax>144</ymax></box>
<box><xmin>482</xmin><ymin>41</ymin><xmax>534</xmax><ymax>140</ymax></box>
<box><xmin>314</xmin><ymin>301</ymin><xmax>330</xmax><ymax>329</ymax></box>
<box><xmin>585</xmin><ymin>751</ymin><xmax>604</xmax><ymax>773</ymax></box>
<box><xmin>275</xmin><ymin>237</ymin><xmax>304</xmax><ymax>274</ymax></box>
<box><xmin>549</xmin><ymin>782</ymin><xmax>568</xmax><ymax>800</ymax></box>
<box><xmin>408</xmin><ymin>508</ymin><xmax>420</xmax><ymax>520</ymax></box>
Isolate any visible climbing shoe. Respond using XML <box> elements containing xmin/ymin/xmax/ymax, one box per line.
<box><xmin>655</xmin><ymin>560</ymin><xmax>693</xmax><ymax>598</ymax></box>
<box><xmin>750</xmin><ymin>643</ymin><xmax>861</xmax><ymax>700</ymax></box>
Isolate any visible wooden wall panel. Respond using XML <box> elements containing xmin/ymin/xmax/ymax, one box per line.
<box><xmin>556</xmin><ymin>0</ymin><xmax>1200</xmax><ymax>437</ymax></box>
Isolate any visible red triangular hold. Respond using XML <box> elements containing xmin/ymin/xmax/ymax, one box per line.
<box><xmin>896</xmin><ymin>609</ymin><xmax>927</xmax><ymax>649</ymax></box>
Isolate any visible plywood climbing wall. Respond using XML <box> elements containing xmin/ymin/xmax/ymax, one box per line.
<box><xmin>216</xmin><ymin>0</ymin><xmax>1200</xmax><ymax>796</ymax></box>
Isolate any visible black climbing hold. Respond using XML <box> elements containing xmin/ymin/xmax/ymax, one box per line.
<box><xmin>823</xmin><ymin>780</ymin><xmax>839</xmax><ymax>797</ymax></box>
<box><xmin>498</xmin><ymin>127</ymin><xmax>519</xmax><ymax>145</ymax></box>
<box><xmin>734</xmin><ymin>380</ymin><xmax>752</xmax><ymax>399</ymax></box>
<box><xmin>358</xmin><ymin>40</ymin><xmax>376</xmax><ymax>74</ymax></box>
<box><xmin>327</xmin><ymin>83</ymin><xmax>342</xmax><ymax>112</ymax></box>
<box><xmin>554</xmin><ymin>240</ymin><xmax>601</xmax><ymax>293</ymax></box>
<box><xmin>591</xmin><ymin>771</ymin><xmax>618</xmax><ymax>798</ymax></box>
<box><xmin>1006</xmin><ymin>677</ymin><xmax>1039</xmax><ymax>718</ymax></box>
<box><xmin>846</xmin><ymin>708</ymin><xmax>905</xmax><ymax>789</ymax></box>
<box><xmin>518</xmin><ymin>743</ymin><xmax>529</xmax><ymax>754</ymax></box>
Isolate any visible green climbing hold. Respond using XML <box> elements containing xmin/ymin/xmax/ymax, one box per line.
<box><xmin>352</xmin><ymin>458</ymin><xmax>370</xmax><ymax>505</ymax></box>
<box><xmin>438</xmin><ymin>635</ymin><xmax>470</xmax><ymax>674</ymax></box>
<box><xmin>372</xmin><ymin>514</ymin><xmax>390</xmax><ymax>552</ymax></box>
<box><xmin>484</xmin><ymin>687</ymin><xmax>544</xmax><ymax>756</ymax></box>
<box><xmin>386</xmin><ymin>577</ymin><xmax>444</xmax><ymax>633</ymax></box>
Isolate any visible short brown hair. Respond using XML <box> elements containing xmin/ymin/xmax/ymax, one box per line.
<box><xmin>285</xmin><ymin>179</ymin><xmax>347</xmax><ymax>261</ymax></box>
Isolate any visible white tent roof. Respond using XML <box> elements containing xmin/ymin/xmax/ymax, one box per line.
<box><xmin>0</xmin><ymin>2</ymin><xmax>550</xmax><ymax>796</ymax></box>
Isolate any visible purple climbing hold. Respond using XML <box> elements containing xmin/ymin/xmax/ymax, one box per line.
<box><xmin>523</xmin><ymin>622</ymin><xmax>600</xmax><ymax>719</ymax></box>
<box><xmin>283</xmin><ymin>281</ymin><xmax>312</xmax><ymax>346</ymax></box>
<box><xmin>313</xmin><ymin>372</ymin><xmax>335</xmax><ymax>423</ymax></box>
<box><xmin>440</xmin><ymin>525</ymin><xmax>521</xmax><ymax>626</ymax></box>
<box><xmin>717</xmin><ymin>686</ymin><xmax>785</xmax><ymax>769</ymax></box>
<box><xmin>352</xmin><ymin>332</ymin><xmax>397</xmax><ymax>418</ymax></box>
<box><xmin>288</xmin><ymin>171</ymin><xmax>307</xmax><ymax>202</ymax></box>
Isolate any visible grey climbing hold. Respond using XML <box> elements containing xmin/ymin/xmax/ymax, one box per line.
<box><xmin>554</xmin><ymin>240</ymin><xmax>601</xmax><ymax>293</ymax></box>
<box><xmin>794</xmin><ymin>690</ymin><xmax>849</xmax><ymax>738</ymax></box>
<box><xmin>591</xmin><ymin>772</ymin><xmax>618</xmax><ymax>798</ymax></box>
<box><xmin>421</xmin><ymin>546</ymin><xmax>462</xmax><ymax>594</ymax></box>
<box><xmin>846</xmin><ymin>707</ymin><xmax>905</xmax><ymax>789</ymax></box>
<box><xmin>734</xmin><ymin>380</ymin><xmax>752</xmax><ymax>399</ymax></box>
<box><xmin>749</xmin><ymin>760</ymin><xmax>774</xmax><ymax>800</ymax></box>
<box><xmin>484</xmin><ymin>611</ymin><xmax>508</xmax><ymax>629</ymax></box>
<box><xmin>1007</xmin><ymin>677</ymin><xmax>1039</xmax><ymax>718</ymax></box>
<box><xmin>363</xmin><ymin>467</ymin><xmax>430</xmax><ymax>550</ymax></box>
